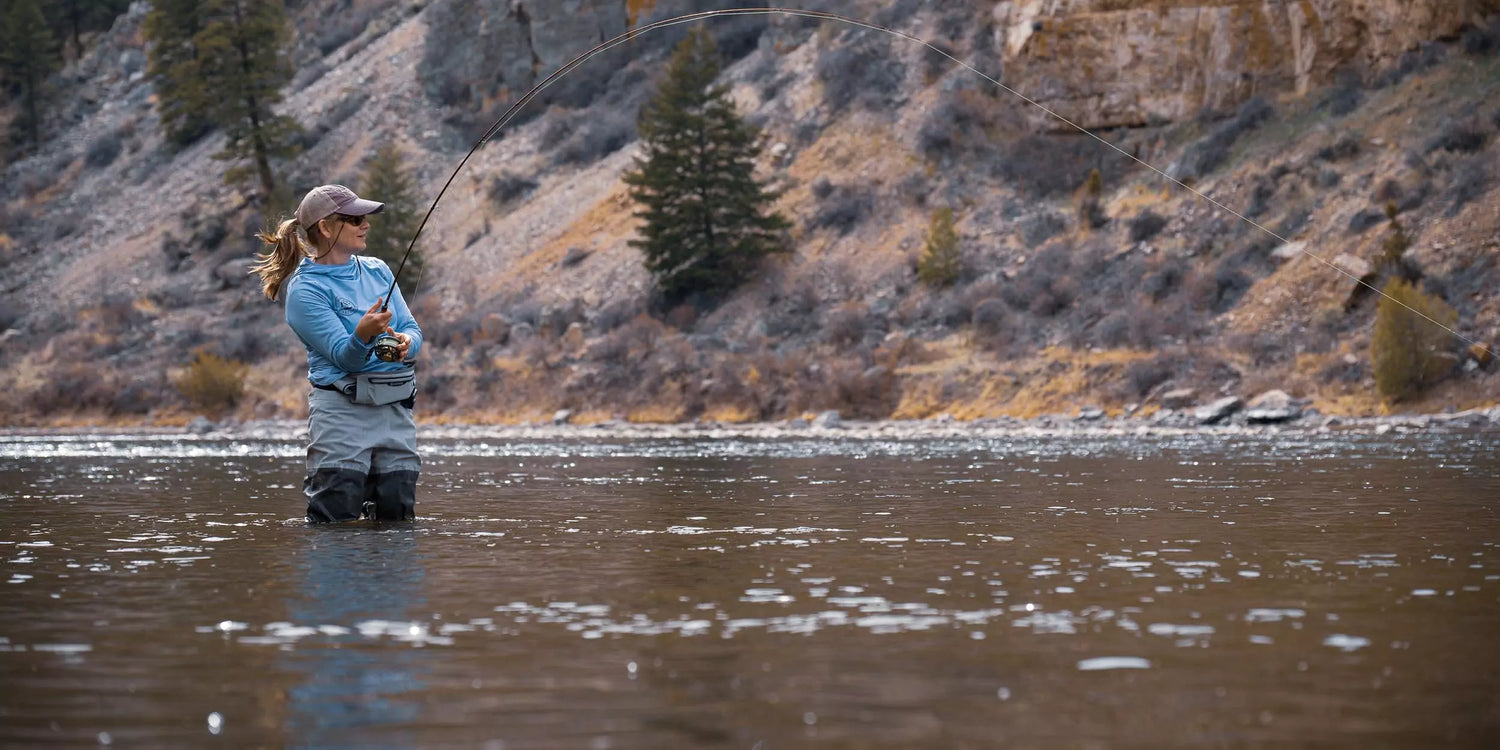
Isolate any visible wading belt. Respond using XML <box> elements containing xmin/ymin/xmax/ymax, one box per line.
<box><xmin>312</xmin><ymin>368</ymin><xmax>416</xmax><ymax>408</ymax></box>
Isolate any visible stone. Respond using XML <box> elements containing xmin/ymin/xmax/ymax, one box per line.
<box><xmin>187</xmin><ymin>416</ymin><xmax>216</xmax><ymax>434</ymax></box>
<box><xmin>213</xmin><ymin>257</ymin><xmax>259</xmax><ymax>288</ymax></box>
<box><xmin>1077</xmin><ymin>407</ymin><xmax>1106</xmax><ymax>421</ymax></box>
<box><xmin>812</xmin><ymin>410</ymin><xmax>842</xmax><ymax>428</ymax></box>
<box><xmin>1470</xmin><ymin>343</ymin><xmax>1494</xmax><ymax>366</ymax></box>
<box><xmin>564</xmin><ymin>321</ymin><xmax>585</xmax><ymax>349</ymax></box>
<box><xmin>1160</xmin><ymin>388</ymin><xmax>1196</xmax><ymax>409</ymax></box>
<box><xmin>1194</xmin><ymin>396</ymin><xmax>1243</xmax><ymax>425</ymax></box>
<box><xmin>552</xmin><ymin>409</ymin><xmax>572</xmax><ymax>425</ymax></box>
<box><xmin>1271</xmin><ymin>240</ymin><xmax>1307</xmax><ymax>261</ymax></box>
<box><xmin>479</xmin><ymin>313</ymin><xmax>510</xmax><ymax>344</ymax></box>
<box><xmin>1331</xmin><ymin>253</ymin><xmax>1373</xmax><ymax>279</ymax></box>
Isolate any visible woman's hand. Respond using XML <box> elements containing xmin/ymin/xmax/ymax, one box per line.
<box><xmin>386</xmin><ymin>328</ymin><xmax>413</xmax><ymax>361</ymax></box>
<box><xmin>354</xmin><ymin>299</ymin><xmax>392</xmax><ymax>343</ymax></box>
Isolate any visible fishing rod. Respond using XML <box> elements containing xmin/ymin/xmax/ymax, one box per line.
<box><xmin>374</xmin><ymin>6</ymin><xmax>1493</xmax><ymax>363</ymax></box>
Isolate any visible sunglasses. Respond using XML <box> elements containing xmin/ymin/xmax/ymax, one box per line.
<box><xmin>334</xmin><ymin>213</ymin><xmax>369</xmax><ymax>226</ymax></box>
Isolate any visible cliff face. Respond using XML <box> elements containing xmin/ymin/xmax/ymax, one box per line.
<box><xmin>993</xmin><ymin>0</ymin><xmax>1497</xmax><ymax>128</ymax></box>
<box><xmin>419</xmin><ymin>0</ymin><xmax>630</xmax><ymax>108</ymax></box>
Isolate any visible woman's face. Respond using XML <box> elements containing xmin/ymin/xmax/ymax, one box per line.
<box><xmin>318</xmin><ymin>213</ymin><xmax>369</xmax><ymax>253</ymax></box>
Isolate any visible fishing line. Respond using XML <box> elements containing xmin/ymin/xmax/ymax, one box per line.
<box><xmin>379</xmin><ymin>6</ymin><xmax>1492</xmax><ymax>360</ymax></box>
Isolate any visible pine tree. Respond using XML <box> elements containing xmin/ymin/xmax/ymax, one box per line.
<box><xmin>917</xmin><ymin>207</ymin><xmax>960</xmax><ymax>287</ymax></box>
<box><xmin>1371</xmin><ymin>278</ymin><xmax>1458</xmax><ymax>403</ymax></box>
<box><xmin>624</xmin><ymin>28</ymin><xmax>790</xmax><ymax>304</ymax></box>
<box><xmin>143</xmin><ymin>0</ymin><xmax>214</xmax><ymax>146</ymax></box>
<box><xmin>144</xmin><ymin>0</ymin><xmax>301</xmax><ymax>195</ymax></box>
<box><xmin>359</xmin><ymin>143</ymin><xmax>425</xmax><ymax>298</ymax></box>
<box><xmin>44</xmin><ymin>0</ymin><xmax>129</xmax><ymax>58</ymax></box>
<box><xmin>0</xmin><ymin>0</ymin><xmax>62</xmax><ymax>148</ymax></box>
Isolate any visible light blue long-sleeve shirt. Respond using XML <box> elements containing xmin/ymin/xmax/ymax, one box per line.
<box><xmin>285</xmin><ymin>256</ymin><xmax>423</xmax><ymax>386</ymax></box>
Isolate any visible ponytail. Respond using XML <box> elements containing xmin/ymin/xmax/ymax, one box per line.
<box><xmin>252</xmin><ymin>218</ymin><xmax>307</xmax><ymax>301</ymax></box>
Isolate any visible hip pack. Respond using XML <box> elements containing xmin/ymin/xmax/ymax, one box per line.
<box><xmin>327</xmin><ymin>367</ymin><xmax>416</xmax><ymax>407</ymax></box>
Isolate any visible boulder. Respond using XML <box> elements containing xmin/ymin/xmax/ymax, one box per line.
<box><xmin>552</xmin><ymin>409</ymin><xmax>572</xmax><ymax>426</ymax></box>
<box><xmin>1332</xmin><ymin>253</ymin><xmax>1376</xmax><ymax>308</ymax></box>
<box><xmin>1244</xmin><ymin>389</ymin><xmax>1303</xmax><ymax>423</ymax></box>
<box><xmin>479</xmin><ymin>313</ymin><xmax>510</xmax><ymax>344</ymax></box>
<box><xmin>1160</xmin><ymin>388</ymin><xmax>1196</xmax><ymax>409</ymax></box>
<box><xmin>812</xmin><ymin>410</ymin><xmax>842</xmax><ymax>429</ymax></box>
<box><xmin>1076</xmin><ymin>406</ymin><xmax>1106</xmax><ymax>421</ymax></box>
<box><xmin>1194</xmin><ymin>396</ymin><xmax>1243</xmax><ymax>425</ymax></box>
<box><xmin>564</xmin><ymin>321</ymin><xmax>585</xmax><ymax>349</ymax></box>
<box><xmin>1271</xmin><ymin>240</ymin><xmax>1307</xmax><ymax>261</ymax></box>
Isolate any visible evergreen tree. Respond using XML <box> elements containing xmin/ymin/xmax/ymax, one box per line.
<box><xmin>44</xmin><ymin>0</ymin><xmax>129</xmax><ymax>58</ymax></box>
<box><xmin>917</xmin><ymin>207</ymin><xmax>960</xmax><ymax>287</ymax></box>
<box><xmin>624</xmin><ymin>28</ymin><xmax>790</xmax><ymax>304</ymax></box>
<box><xmin>0</xmin><ymin>0</ymin><xmax>62</xmax><ymax>148</ymax></box>
<box><xmin>359</xmin><ymin>143</ymin><xmax>425</xmax><ymax>298</ymax></box>
<box><xmin>144</xmin><ymin>0</ymin><xmax>214</xmax><ymax>147</ymax></box>
<box><xmin>144</xmin><ymin>0</ymin><xmax>301</xmax><ymax>195</ymax></box>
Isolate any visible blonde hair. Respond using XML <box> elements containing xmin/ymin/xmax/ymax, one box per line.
<box><xmin>252</xmin><ymin>218</ymin><xmax>331</xmax><ymax>300</ymax></box>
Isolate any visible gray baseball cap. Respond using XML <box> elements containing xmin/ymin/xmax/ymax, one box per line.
<box><xmin>296</xmin><ymin>184</ymin><xmax>384</xmax><ymax>227</ymax></box>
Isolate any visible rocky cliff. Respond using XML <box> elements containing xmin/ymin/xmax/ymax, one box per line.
<box><xmin>997</xmin><ymin>0</ymin><xmax>1498</xmax><ymax>128</ymax></box>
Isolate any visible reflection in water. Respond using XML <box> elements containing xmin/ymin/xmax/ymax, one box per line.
<box><xmin>282</xmin><ymin>526</ymin><xmax>426</xmax><ymax>750</ymax></box>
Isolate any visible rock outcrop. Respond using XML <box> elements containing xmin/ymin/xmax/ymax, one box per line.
<box><xmin>992</xmin><ymin>0</ymin><xmax>1499</xmax><ymax>130</ymax></box>
<box><xmin>420</xmin><ymin>0</ymin><xmax>630</xmax><ymax>109</ymax></box>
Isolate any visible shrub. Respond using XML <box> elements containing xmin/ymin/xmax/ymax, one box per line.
<box><xmin>1447</xmin><ymin>159</ymin><xmax>1492</xmax><ymax>216</ymax></box>
<box><xmin>815</xmin><ymin>31</ymin><xmax>905</xmax><ymax>113</ymax></box>
<box><xmin>489</xmin><ymin>173</ymin><xmax>538</xmax><ymax>206</ymax></box>
<box><xmin>823</xmin><ymin>302</ymin><xmax>869</xmax><ymax>348</ymax></box>
<box><xmin>1174</xmin><ymin>96</ymin><xmax>1275</xmax><ymax>179</ymax></box>
<box><xmin>176</xmin><ymin>350</ymin><xmax>247</xmax><ymax>415</ymax></box>
<box><xmin>1143</xmin><ymin>258</ymin><xmax>1187</xmax><ymax>302</ymax></box>
<box><xmin>553</xmin><ymin>108</ymin><xmax>636</xmax><ymax>166</ymax></box>
<box><xmin>1123</xmin><ymin>356</ymin><xmax>1175</xmax><ymax>398</ymax></box>
<box><xmin>1379</xmin><ymin>202</ymin><xmax>1410</xmax><ymax>272</ymax></box>
<box><xmin>1019</xmin><ymin>211</ymin><xmax>1065</xmax><ymax>247</ymax></box>
<box><xmin>1315</xmin><ymin>132</ymin><xmax>1361</xmax><ymax>162</ymax></box>
<box><xmin>1073</xmin><ymin>169</ymin><xmax>1107</xmax><ymax>229</ymax></box>
<box><xmin>1244</xmin><ymin>177</ymin><xmax>1275</xmax><ymax>219</ymax></box>
<box><xmin>917</xmin><ymin>207</ymin><xmax>961</xmax><ymax>287</ymax></box>
<box><xmin>1324</xmin><ymin>85</ymin><xmax>1363</xmax><ymax>116</ymax></box>
<box><xmin>85</xmin><ymin>131</ymin><xmax>124</xmax><ymax>169</ymax></box>
<box><xmin>1347</xmin><ymin>208</ymin><xmax>1387</xmax><ymax>234</ymax></box>
<box><xmin>996</xmin><ymin>134</ymin><xmax>1135</xmax><ymax>198</ymax></box>
<box><xmin>1425</xmin><ymin>119</ymin><xmax>1489</xmax><ymax>154</ymax></box>
<box><xmin>1462</xmin><ymin>20</ymin><xmax>1499</xmax><ymax>56</ymax></box>
<box><xmin>971</xmin><ymin>297</ymin><xmax>1009</xmax><ymax>351</ymax></box>
<box><xmin>1129</xmin><ymin>211</ymin><xmax>1168</xmax><ymax>243</ymax></box>
<box><xmin>810</xmin><ymin>183</ymin><xmax>875</xmax><ymax>235</ymax></box>
<box><xmin>1371</xmin><ymin>278</ymin><xmax>1459</xmax><ymax>402</ymax></box>
<box><xmin>1374</xmin><ymin>42</ymin><xmax>1445</xmax><ymax>88</ymax></box>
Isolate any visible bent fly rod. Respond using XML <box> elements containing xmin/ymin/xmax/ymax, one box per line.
<box><xmin>375</xmin><ymin>6</ymin><xmax>1491</xmax><ymax>360</ymax></box>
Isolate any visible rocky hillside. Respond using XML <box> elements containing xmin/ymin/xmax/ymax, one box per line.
<box><xmin>1</xmin><ymin>0</ymin><xmax>1498</xmax><ymax>427</ymax></box>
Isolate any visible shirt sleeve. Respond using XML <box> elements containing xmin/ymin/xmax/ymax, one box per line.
<box><xmin>285</xmin><ymin>283</ymin><xmax>374</xmax><ymax>373</ymax></box>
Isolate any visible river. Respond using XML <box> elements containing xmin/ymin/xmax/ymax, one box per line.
<box><xmin>2</xmin><ymin>426</ymin><xmax>1497</xmax><ymax>748</ymax></box>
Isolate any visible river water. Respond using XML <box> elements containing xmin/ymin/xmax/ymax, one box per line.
<box><xmin>1</xmin><ymin>427</ymin><xmax>1497</xmax><ymax>748</ymax></box>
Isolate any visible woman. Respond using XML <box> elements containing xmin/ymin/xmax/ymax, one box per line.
<box><xmin>253</xmin><ymin>184</ymin><xmax>424</xmax><ymax>522</ymax></box>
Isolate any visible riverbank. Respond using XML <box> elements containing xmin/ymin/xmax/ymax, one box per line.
<box><xmin>5</xmin><ymin>404</ymin><xmax>1496</xmax><ymax>442</ymax></box>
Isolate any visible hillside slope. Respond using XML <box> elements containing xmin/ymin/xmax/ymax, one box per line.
<box><xmin>1</xmin><ymin>0</ymin><xmax>1497</xmax><ymax>426</ymax></box>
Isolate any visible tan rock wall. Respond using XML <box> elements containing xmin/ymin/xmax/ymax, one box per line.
<box><xmin>990</xmin><ymin>0</ymin><xmax>1497</xmax><ymax>129</ymax></box>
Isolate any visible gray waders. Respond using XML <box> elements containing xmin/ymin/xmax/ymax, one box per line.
<box><xmin>304</xmin><ymin>384</ymin><xmax>419</xmax><ymax>522</ymax></box>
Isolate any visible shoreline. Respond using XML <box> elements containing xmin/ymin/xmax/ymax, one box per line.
<box><xmin>4</xmin><ymin>406</ymin><xmax>1497</xmax><ymax>441</ymax></box>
